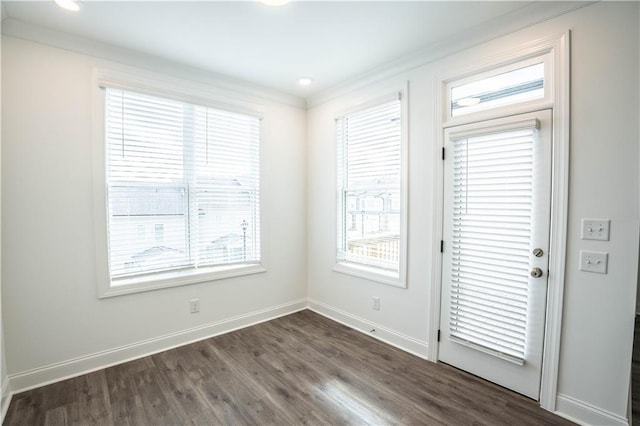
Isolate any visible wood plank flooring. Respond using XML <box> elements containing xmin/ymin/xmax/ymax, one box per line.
<box><xmin>632</xmin><ymin>315</ymin><xmax>640</xmax><ymax>425</ymax></box>
<box><xmin>4</xmin><ymin>310</ymin><xmax>574</xmax><ymax>425</ymax></box>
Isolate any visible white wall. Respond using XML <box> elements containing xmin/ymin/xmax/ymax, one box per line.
<box><xmin>307</xmin><ymin>2</ymin><xmax>638</xmax><ymax>424</ymax></box>
<box><xmin>1</xmin><ymin>333</ymin><xmax>7</xmax><ymax>419</ymax></box>
<box><xmin>554</xmin><ymin>3</ymin><xmax>638</xmax><ymax>420</ymax></box>
<box><xmin>1</xmin><ymin>36</ymin><xmax>307</xmax><ymax>389</ymax></box>
<box><xmin>307</xmin><ymin>75</ymin><xmax>435</xmax><ymax>354</ymax></box>
<box><xmin>1</xmin><ymin>2</ymin><xmax>639</xmax><ymax>425</ymax></box>
<box><xmin>0</xmin><ymin>17</ymin><xmax>8</xmax><ymax>422</ymax></box>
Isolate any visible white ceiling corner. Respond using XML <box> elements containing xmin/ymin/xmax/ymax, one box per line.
<box><xmin>1</xmin><ymin>1</ymin><xmax>591</xmax><ymax>105</ymax></box>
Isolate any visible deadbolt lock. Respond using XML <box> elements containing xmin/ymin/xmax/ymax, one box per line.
<box><xmin>530</xmin><ymin>267</ymin><xmax>543</xmax><ymax>278</ymax></box>
<box><xmin>533</xmin><ymin>248</ymin><xmax>544</xmax><ymax>257</ymax></box>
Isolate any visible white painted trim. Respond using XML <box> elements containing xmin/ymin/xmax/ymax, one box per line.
<box><xmin>1</xmin><ymin>19</ymin><xmax>305</xmax><ymax>109</ymax></box>
<box><xmin>539</xmin><ymin>30</ymin><xmax>571</xmax><ymax>412</ymax></box>
<box><xmin>92</xmin><ymin>83</ymin><xmax>110</xmax><ymax>299</ymax></box>
<box><xmin>100</xmin><ymin>265</ymin><xmax>268</xmax><ymax>299</ymax></box>
<box><xmin>92</xmin><ymin>75</ymin><xmax>269</xmax><ymax>299</ymax></box>
<box><xmin>307</xmin><ymin>2</ymin><xmax>591</xmax><ymax>108</ymax></box>
<box><xmin>95</xmin><ymin>66</ymin><xmax>266</xmax><ymax>119</ymax></box>
<box><xmin>8</xmin><ymin>299</ymin><xmax>307</xmax><ymax>393</ymax></box>
<box><xmin>443</xmin><ymin>53</ymin><xmax>552</xmax><ymax>127</ymax></box>
<box><xmin>429</xmin><ymin>32</ymin><xmax>570</xmax><ymax>410</ymax></box>
<box><xmin>307</xmin><ymin>299</ymin><xmax>429</xmax><ymax>359</ymax></box>
<box><xmin>333</xmin><ymin>82</ymin><xmax>410</xmax><ymax>289</ymax></box>
<box><xmin>1</xmin><ymin>379</ymin><xmax>11</xmax><ymax>424</ymax></box>
<box><xmin>427</xmin><ymin>68</ymin><xmax>446</xmax><ymax>363</ymax></box>
<box><xmin>332</xmin><ymin>263</ymin><xmax>402</xmax><ymax>288</ymax></box>
<box><xmin>555</xmin><ymin>393</ymin><xmax>629</xmax><ymax>426</ymax></box>
<box><xmin>334</xmin><ymin>92</ymin><xmax>401</xmax><ymax>120</ymax></box>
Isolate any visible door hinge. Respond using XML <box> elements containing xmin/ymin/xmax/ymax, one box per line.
<box><xmin>442</xmin><ymin>147</ymin><xmax>445</xmax><ymax>160</ymax></box>
<box><xmin>437</xmin><ymin>329</ymin><xmax>441</xmax><ymax>342</ymax></box>
<box><xmin>440</xmin><ymin>240</ymin><xmax>444</xmax><ymax>253</ymax></box>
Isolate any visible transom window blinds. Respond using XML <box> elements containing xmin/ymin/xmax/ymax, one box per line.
<box><xmin>449</xmin><ymin>126</ymin><xmax>537</xmax><ymax>362</ymax></box>
<box><xmin>336</xmin><ymin>99</ymin><xmax>401</xmax><ymax>273</ymax></box>
<box><xmin>105</xmin><ymin>88</ymin><xmax>260</xmax><ymax>282</ymax></box>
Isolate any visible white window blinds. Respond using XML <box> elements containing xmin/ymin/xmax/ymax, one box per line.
<box><xmin>336</xmin><ymin>99</ymin><xmax>402</xmax><ymax>273</ymax></box>
<box><xmin>449</xmin><ymin>125</ymin><xmax>537</xmax><ymax>362</ymax></box>
<box><xmin>105</xmin><ymin>88</ymin><xmax>260</xmax><ymax>283</ymax></box>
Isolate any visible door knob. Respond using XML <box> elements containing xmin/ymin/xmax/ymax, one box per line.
<box><xmin>530</xmin><ymin>267</ymin><xmax>543</xmax><ymax>278</ymax></box>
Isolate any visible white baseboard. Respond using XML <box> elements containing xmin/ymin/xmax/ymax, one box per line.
<box><xmin>555</xmin><ymin>393</ymin><xmax>629</xmax><ymax>426</ymax></box>
<box><xmin>1</xmin><ymin>377</ymin><xmax>11</xmax><ymax>424</ymax></box>
<box><xmin>9</xmin><ymin>299</ymin><xmax>307</xmax><ymax>394</ymax></box>
<box><xmin>307</xmin><ymin>298</ymin><xmax>429</xmax><ymax>359</ymax></box>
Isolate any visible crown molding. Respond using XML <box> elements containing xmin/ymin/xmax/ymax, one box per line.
<box><xmin>1</xmin><ymin>18</ymin><xmax>306</xmax><ymax>110</ymax></box>
<box><xmin>306</xmin><ymin>1</ymin><xmax>593</xmax><ymax>109</ymax></box>
<box><xmin>1</xmin><ymin>2</ymin><xmax>594</xmax><ymax>111</ymax></box>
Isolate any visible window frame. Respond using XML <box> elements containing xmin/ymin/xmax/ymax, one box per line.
<box><xmin>93</xmin><ymin>67</ymin><xmax>266</xmax><ymax>298</ymax></box>
<box><xmin>443</xmin><ymin>51</ymin><xmax>553</xmax><ymax>128</ymax></box>
<box><xmin>332</xmin><ymin>88</ymin><xmax>409</xmax><ymax>288</ymax></box>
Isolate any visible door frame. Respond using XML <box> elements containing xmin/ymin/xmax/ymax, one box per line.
<box><xmin>428</xmin><ymin>31</ymin><xmax>570</xmax><ymax>411</ymax></box>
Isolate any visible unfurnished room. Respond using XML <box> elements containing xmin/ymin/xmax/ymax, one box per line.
<box><xmin>0</xmin><ymin>1</ymin><xmax>639</xmax><ymax>425</ymax></box>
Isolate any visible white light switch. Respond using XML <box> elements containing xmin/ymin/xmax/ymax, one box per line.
<box><xmin>579</xmin><ymin>250</ymin><xmax>608</xmax><ymax>274</ymax></box>
<box><xmin>581</xmin><ymin>219</ymin><xmax>610</xmax><ymax>241</ymax></box>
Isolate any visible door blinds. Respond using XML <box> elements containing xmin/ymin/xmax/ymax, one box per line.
<box><xmin>449</xmin><ymin>124</ymin><xmax>538</xmax><ymax>363</ymax></box>
<box><xmin>105</xmin><ymin>88</ymin><xmax>260</xmax><ymax>281</ymax></box>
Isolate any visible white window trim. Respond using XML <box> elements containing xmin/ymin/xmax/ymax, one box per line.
<box><xmin>444</xmin><ymin>52</ymin><xmax>553</xmax><ymax>127</ymax></box>
<box><xmin>92</xmin><ymin>67</ymin><xmax>267</xmax><ymax>299</ymax></box>
<box><xmin>332</xmin><ymin>83</ymin><xmax>409</xmax><ymax>288</ymax></box>
<box><xmin>429</xmin><ymin>32</ymin><xmax>570</xmax><ymax>411</ymax></box>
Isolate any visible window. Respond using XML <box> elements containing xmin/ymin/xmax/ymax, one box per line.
<box><xmin>335</xmin><ymin>96</ymin><xmax>406</xmax><ymax>285</ymax></box>
<box><xmin>447</xmin><ymin>54</ymin><xmax>549</xmax><ymax>120</ymax></box>
<box><xmin>102</xmin><ymin>88</ymin><xmax>261</xmax><ymax>292</ymax></box>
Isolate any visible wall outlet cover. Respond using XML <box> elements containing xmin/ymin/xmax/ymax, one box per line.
<box><xmin>372</xmin><ymin>297</ymin><xmax>380</xmax><ymax>311</ymax></box>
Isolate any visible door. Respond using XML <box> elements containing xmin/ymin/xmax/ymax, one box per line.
<box><xmin>439</xmin><ymin>110</ymin><xmax>552</xmax><ymax>399</ymax></box>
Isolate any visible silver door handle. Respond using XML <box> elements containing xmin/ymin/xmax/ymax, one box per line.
<box><xmin>530</xmin><ymin>267</ymin><xmax>543</xmax><ymax>278</ymax></box>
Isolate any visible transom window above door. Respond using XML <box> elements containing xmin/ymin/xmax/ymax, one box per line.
<box><xmin>445</xmin><ymin>54</ymin><xmax>552</xmax><ymax>123</ymax></box>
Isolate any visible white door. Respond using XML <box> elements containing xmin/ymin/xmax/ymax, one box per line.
<box><xmin>439</xmin><ymin>110</ymin><xmax>552</xmax><ymax>399</ymax></box>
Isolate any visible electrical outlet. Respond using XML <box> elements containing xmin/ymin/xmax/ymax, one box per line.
<box><xmin>579</xmin><ymin>250</ymin><xmax>608</xmax><ymax>274</ymax></box>
<box><xmin>372</xmin><ymin>297</ymin><xmax>380</xmax><ymax>311</ymax></box>
<box><xmin>581</xmin><ymin>219</ymin><xmax>610</xmax><ymax>241</ymax></box>
<box><xmin>189</xmin><ymin>299</ymin><xmax>200</xmax><ymax>314</ymax></box>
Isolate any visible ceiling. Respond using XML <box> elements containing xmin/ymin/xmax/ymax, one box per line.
<box><xmin>3</xmin><ymin>1</ymin><xmax>552</xmax><ymax>98</ymax></box>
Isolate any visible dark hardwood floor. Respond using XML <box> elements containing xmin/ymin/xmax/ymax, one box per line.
<box><xmin>632</xmin><ymin>315</ymin><xmax>640</xmax><ymax>425</ymax></box>
<box><xmin>4</xmin><ymin>310</ymin><xmax>573</xmax><ymax>425</ymax></box>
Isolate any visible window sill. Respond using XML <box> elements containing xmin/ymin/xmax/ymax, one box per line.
<box><xmin>333</xmin><ymin>262</ymin><xmax>405</xmax><ymax>288</ymax></box>
<box><xmin>98</xmin><ymin>263</ymin><xmax>266</xmax><ymax>298</ymax></box>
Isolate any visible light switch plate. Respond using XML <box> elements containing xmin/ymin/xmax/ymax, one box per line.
<box><xmin>579</xmin><ymin>250</ymin><xmax>608</xmax><ymax>274</ymax></box>
<box><xmin>581</xmin><ymin>219</ymin><xmax>610</xmax><ymax>241</ymax></box>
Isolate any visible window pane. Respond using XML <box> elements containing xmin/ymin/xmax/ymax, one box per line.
<box><xmin>451</xmin><ymin>62</ymin><xmax>544</xmax><ymax>117</ymax></box>
<box><xmin>337</xmin><ymin>99</ymin><xmax>402</xmax><ymax>273</ymax></box>
<box><xmin>108</xmin><ymin>186</ymin><xmax>189</xmax><ymax>278</ymax></box>
<box><xmin>193</xmin><ymin>108</ymin><xmax>261</xmax><ymax>267</ymax></box>
<box><xmin>344</xmin><ymin>189</ymin><xmax>400</xmax><ymax>271</ymax></box>
<box><xmin>195</xmin><ymin>187</ymin><xmax>259</xmax><ymax>266</ymax></box>
<box><xmin>106</xmin><ymin>91</ymin><xmax>185</xmax><ymax>183</ymax></box>
<box><xmin>105</xmin><ymin>88</ymin><xmax>260</xmax><ymax>283</ymax></box>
